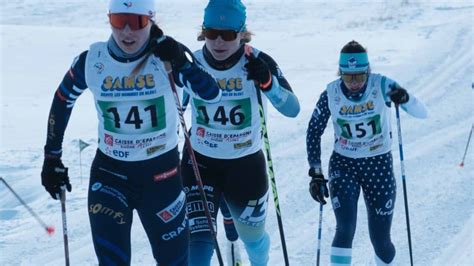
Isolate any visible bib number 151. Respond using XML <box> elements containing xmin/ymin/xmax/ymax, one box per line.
<box><xmin>337</xmin><ymin>115</ymin><xmax>381</xmax><ymax>139</ymax></box>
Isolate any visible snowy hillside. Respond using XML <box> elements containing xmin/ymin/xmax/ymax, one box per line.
<box><xmin>1</xmin><ymin>0</ymin><xmax>472</xmax><ymax>265</ymax></box>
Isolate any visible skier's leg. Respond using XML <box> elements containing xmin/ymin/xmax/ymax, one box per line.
<box><xmin>224</xmin><ymin>150</ymin><xmax>270</xmax><ymax>266</ymax></box>
<box><xmin>181</xmin><ymin>149</ymin><xmax>222</xmax><ymax>266</ymax></box>
<box><xmin>88</xmin><ymin>150</ymin><xmax>134</xmax><ymax>265</ymax></box>
<box><xmin>136</xmin><ymin>147</ymin><xmax>189</xmax><ymax>265</ymax></box>
<box><xmin>361</xmin><ymin>153</ymin><xmax>396</xmax><ymax>265</ymax></box>
<box><xmin>221</xmin><ymin>197</ymin><xmax>243</xmax><ymax>266</ymax></box>
<box><xmin>228</xmin><ymin>198</ymin><xmax>270</xmax><ymax>266</ymax></box>
<box><xmin>328</xmin><ymin>152</ymin><xmax>361</xmax><ymax>266</ymax></box>
<box><xmin>221</xmin><ymin>197</ymin><xmax>239</xmax><ymax>241</ymax></box>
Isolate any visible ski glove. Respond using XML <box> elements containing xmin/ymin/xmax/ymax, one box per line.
<box><xmin>152</xmin><ymin>36</ymin><xmax>187</xmax><ymax>69</ymax></box>
<box><xmin>41</xmin><ymin>158</ymin><xmax>71</xmax><ymax>200</ymax></box>
<box><xmin>388</xmin><ymin>85</ymin><xmax>409</xmax><ymax>104</ymax></box>
<box><xmin>308</xmin><ymin>167</ymin><xmax>329</xmax><ymax>205</ymax></box>
<box><xmin>244</xmin><ymin>55</ymin><xmax>273</xmax><ymax>91</ymax></box>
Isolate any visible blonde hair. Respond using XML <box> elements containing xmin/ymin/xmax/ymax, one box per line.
<box><xmin>197</xmin><ymin>28</ymin><xmax>253</xmax><ymax>44</ymax></box>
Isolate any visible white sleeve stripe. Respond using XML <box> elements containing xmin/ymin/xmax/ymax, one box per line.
<box><xmin>72</xmin><ymin>85</ymin><xmax>85</xmax><ymax>94</ymax></box>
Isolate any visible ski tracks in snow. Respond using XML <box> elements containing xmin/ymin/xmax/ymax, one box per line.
<box><xmin>389</xmin><ymin>19</ymin><xmax>473</xmax><ymax>265</ymax></box>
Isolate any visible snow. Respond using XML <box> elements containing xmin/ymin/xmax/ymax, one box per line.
<box><xmin>1</xmin><ymin>0</ymin><xmax>473</xmax><ymax>265</ymax></box>
<box><xmin>433</xmin><ymin>213</ymin><xmax>473</xmax><ymax>266</ymax></box>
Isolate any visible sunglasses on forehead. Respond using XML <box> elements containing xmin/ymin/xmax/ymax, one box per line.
<box><xmin>341</xmin><ymin>72</ymin><xmax>368</xmax><ymax>83</ymax></box>
<box><xmin>202</xmin><ymin>28</ymin><xmax>240</xmax><ymax>41</ymax></box>
<box><xmin>108</xmin><ymin>13</ymin><xmax>151</xmax><ymax>30</ymax></box>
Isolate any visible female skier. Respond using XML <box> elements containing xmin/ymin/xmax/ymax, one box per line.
<box><xmin>40</xmin><ymin>0</ymin><xmax>220</xmax><ymax>264</ymax></box>
<box><xmin>306</xmin><ymin>40</ymin><xmax>427</xmax><ymax>265</ymax></box>
<box><xmin>182</xmin><ymin>0</ymin><xmax>300</xmax><ymax>265</ymax></box>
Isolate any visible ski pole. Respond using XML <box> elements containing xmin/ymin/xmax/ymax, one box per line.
<box><xmin>59</xmin><ymin>186</ymin><xmax>70</xmax><ymax>266</ymax></box>
<box><xmin>459</xmin><ymin>124</ymin><xmax>473</xmax><ymax>167</ymax></box>
<box><xmin>79</xmin><ymin>141</ymin><xmax>83</xmax><ymax>184</ymax></box>
<box><xmin>163</xmin><ymin>61</ymin><xmax>224</xmax><ymax>266</ymax></box>
<box><xmin>0</xmin><ymin>177</ymin><xmax>55</xmax><ymax>235</ymax></box>
<box><xmin>244</xmin><ymin>45</ymin><xmax>290</xmax><ymax>265</ymax></box>
<box><xmin>316</xmin><ymin>199</ymin><xmax>324</xmax><ymax>266</ymax></box>
<box><xmin>395</xmin><ymin>105</ymin><xmax>414</xmax><ymax>266</ymax></box>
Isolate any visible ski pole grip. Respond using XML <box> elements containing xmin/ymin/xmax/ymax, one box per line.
<box><xmin>156</xmin><ymin>34</ymin><xmax>172</xmax><ymax>73</ymax></box>
<box><xmin>156</xmin><ymin>35</ymin><xmax>166</xmax><ymax>44</ymax></box>
<box><xmin>164</xmin><ymin>61</ymin><xmax>172</xmax><ymax>73</ymax></box>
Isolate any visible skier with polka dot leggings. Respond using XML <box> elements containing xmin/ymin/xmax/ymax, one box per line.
<box><xmin>306</xmin><ymin>40</ymin><xmax>428</xmax><ymax>265</ymax></box>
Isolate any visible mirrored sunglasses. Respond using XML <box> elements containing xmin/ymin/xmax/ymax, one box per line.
<box><xmin>202</xmin><ymin>28</ymin><xmax>239</xmax><ymax>41</ymax></box>
<box><xmin>108</xmin><ymin>13</ymin><xmax>150</xmax><ymax>30</ymax></box>
<box><xmin>341</xmin><ymin>73</ymin><xmax>368</xmax><ymax>83</ymax></box>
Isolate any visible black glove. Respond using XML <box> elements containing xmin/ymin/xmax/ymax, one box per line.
<box><xmin>152</xmin><ymin>36</ymin><xmax>187</xmax><ymax>69</ymax></box>
<box><xmin>41</xmin><ymin>158</ymin><xmax>71</xmax><ymax>200</ymax></box>
<box><xmin>388</xmin><ymin>85</ymin><xmax>409</xmax><ymax>105</ymax></box>
<box><xmin>244</xmin><ymin>55</ymin><xmax>272</xmax><ymax>91</ymax></box>
<box><xmin>308</xmin><ymin>168</ymin><xmax>329</xmax><ymax>205</ymax></box>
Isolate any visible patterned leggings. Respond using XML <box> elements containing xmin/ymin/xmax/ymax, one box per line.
<box><xmin>328</xmin><ymin>151</ymin><xmax>396</xmax><ymax>263</ymax></box>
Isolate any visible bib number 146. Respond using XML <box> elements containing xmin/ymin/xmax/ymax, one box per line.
<box><xmin>194</xmin><ymin>98</ymin><xmax>252</xmax><ymax>130</ymax></box>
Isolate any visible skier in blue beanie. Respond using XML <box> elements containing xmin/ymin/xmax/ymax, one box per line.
<box><xmin>40</xmin><ymin>0</ymin><xmax>221</xmax><ymax>264</ymax></box>
<box><xmin>306</xmin><ymin>40</ymin><xmax>428</xmax><ymax>265</ymax></box>
<box><xmin>181</xmin><ymin>0</ymin><xmax>300</xmax><ymax>265</ymax></box>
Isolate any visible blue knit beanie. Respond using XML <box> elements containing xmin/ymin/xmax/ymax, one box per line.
<box><xmin>203</xmin><ymin>0</ymin><xmax>246</xmax><ymax>32</ymax></box>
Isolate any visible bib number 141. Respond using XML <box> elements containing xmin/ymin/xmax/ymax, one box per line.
<box><xmin>98</xmin><ymin>97</ymin><xmax>166</xmax><ymax>134</ymax></box>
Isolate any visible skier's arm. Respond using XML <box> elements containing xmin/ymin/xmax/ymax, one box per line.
<box><xmin>172</xmin><ymin>43</ymin><xmax>221</xmax><ymax>103</ymax></box>
<box><xmin>306</xmin><ymin>91</ymin><xmax>331</xmax><ymax>169</ymax></box>
<box><xmin>399</xmin><ymin>93</ymin><xmax>428</xmax><ymax>119</ymax></box>
<box><xmin>44</xmin><ymin>51</ymin><xmax>88</xmax><ymax>158</ymax></box>
<box><xmin>259</xmin><ymin>52</ymin><xmax>300</xmax><ymax>118</ymax></box>
<box><xmin>382</xmin><ymin>77</ymin><xmax>428</xmax><ymax>119</ymax></box>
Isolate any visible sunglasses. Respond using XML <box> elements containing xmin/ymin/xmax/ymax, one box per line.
<box><xmin>341</xmin><ymin>73</ymin><xmax>368</xmax><ymax>83</ymax></box>
<box><xmin>202</xmin><ymin>28</ymin><xmax>239</xmax><ymax>41</ymax></box>
<box><xmin>108</xmin><ymin>13</ymin><xmax>150</xmax><ymax>30</ymax></box>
